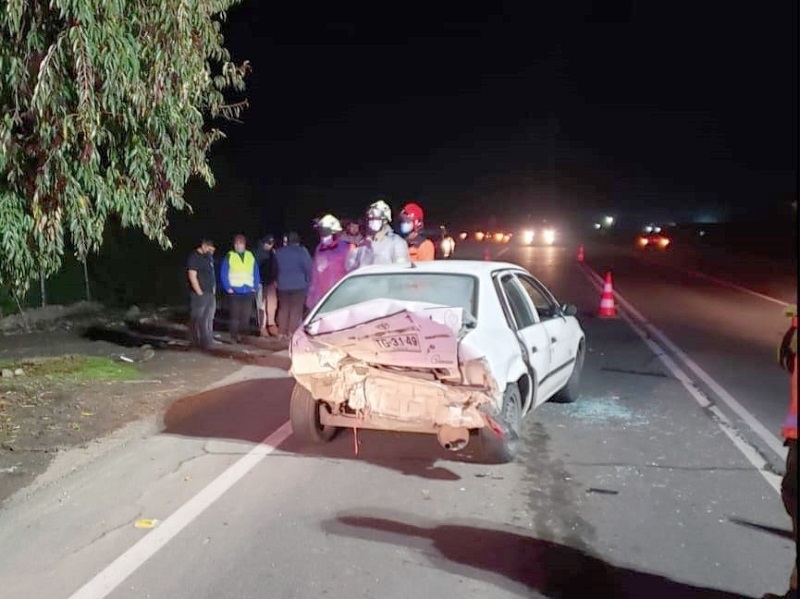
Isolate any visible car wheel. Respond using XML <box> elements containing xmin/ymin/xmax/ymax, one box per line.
<box><xmin>289</xmin><ymin>383</ymin><xmax>338</xmax><ymax>444</ymax></box>
<box><xmin>478</xmin><ymin>383</ymin><xmax>522</xmax><ymax>464</ymax></box>
<box><xmin>552</xmin><ymin>341</ymin><xmax>584</xmax><ymax>404</ymax></box>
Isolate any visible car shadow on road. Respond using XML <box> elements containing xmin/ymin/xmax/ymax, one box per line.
<box><xmin>322</xmin><ymin>510</ymin><xmax>753</xmax><ymax>598</ymax></box>
<box><xmin>279</xmin><ymin>429</ymin><xmax>473</xmax><ymax>481</ymax></box>
<box><xmin>162</xmin><ymin>378</ymin><xmax>293</xmax><ymax>443</ymax></box>
<box><xmin>161</xmin><ymin>377</ymin><xmax>471</xmax><ymax>481</ymax></box>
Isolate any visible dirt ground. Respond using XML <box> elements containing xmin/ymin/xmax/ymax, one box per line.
<box><xmin>0</xmin><ymin>306</ymin><xmax>290</xmax><ymax>505</ymax></box>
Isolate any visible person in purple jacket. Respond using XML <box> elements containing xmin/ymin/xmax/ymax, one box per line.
<box><xmin>307</xmin><ymin>214</ymin><xmax>350</xmax><ymax>311</ymax></box>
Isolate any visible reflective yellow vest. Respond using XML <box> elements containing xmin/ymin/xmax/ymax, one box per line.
<box><xmin>226</xmin><ymin>250</ymin><xmax>256</xmax><ymax>288</ymax></box>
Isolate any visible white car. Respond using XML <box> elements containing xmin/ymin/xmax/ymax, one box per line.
<box><xmin>288</xmin><ymin>260</ymin><xmax>586</xmax><ymax>463</ymax></box>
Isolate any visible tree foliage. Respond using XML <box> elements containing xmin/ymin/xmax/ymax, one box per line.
<box><xmin>0</xmin><ymin>0</ymin><xmax>248</xmax><ymax>294</ymax></box>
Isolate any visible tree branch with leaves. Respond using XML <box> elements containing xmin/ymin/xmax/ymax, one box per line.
<box><xmin>0</xmin><ymin>0</ymin><xmax>249</xmax><ymax>295</ymax></box>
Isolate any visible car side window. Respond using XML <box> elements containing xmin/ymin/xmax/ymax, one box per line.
<box><xmin>499</xmin><ymin>275</ymin><xmax>536</xmax><ymax>329</ymax></box>
<box><xmin>517</xmin><ymin>275</ymin><xmax>559</xmax><ymax>320</ymax></box>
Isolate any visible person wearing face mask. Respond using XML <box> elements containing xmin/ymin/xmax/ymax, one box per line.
<box><xmin>346</xmin><ymin>199</ymin><xmax>410</xmax><ymax>271</ymax></box>
<box><xmin>307</xmin><ymin>214</ymin><xmax>350</xmax><ymax>310</ymax></box>
<box><xmin>398</xmin><ymin>202</ymin><xmax>436</xmax><ymax>262</ymax></box>
<box><xmin>219</xmin><ymin>233</ymin><xmax>260</xmax><ymax>343</ymax></box>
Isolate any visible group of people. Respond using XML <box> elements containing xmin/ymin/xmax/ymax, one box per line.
<box><xmin>184</xmin><ymin>203</ymin><xmax>798</xmax><ymax>599</ymax></box>
<box><xmin>185</xmin><ymin>198</ymin><xmax>439</xmax><ymax>349</ymax></box>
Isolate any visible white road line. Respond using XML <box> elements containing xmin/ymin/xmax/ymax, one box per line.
<box><xmin>635</xmin><ymin>255</ymin><xmax>793</xmax><ymax>307</ymax></box>
<box><xmin>578</xmin><ymin>264</ymin><xmax>785</xmax><ymax>495</ymax></box>
<box><xmin>582</xmin><ymin>265</ymin><xmax>786</xmax><ymax>459</ymax></box>
<box><xmin>682</xmin><ymin>268</ymin><xmax>792</xmax><ymax>307</ymax></box>
<box><xmin>68</xmin><ymin>421</ymin><xmax>293</xmax><ymax>599</ymax></box>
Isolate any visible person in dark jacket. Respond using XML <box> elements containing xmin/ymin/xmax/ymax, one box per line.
<box><xmin>256</xmin><ymin>234</ymin><xmax>278</xmax><ymax>337</ymax></box>
<box><xmin>186</xmin><ymin>238</ymin><xmax>216</xmax><ymax>350</ymax></box>
<box><xmin>274</xmin><ymin>231</ymin><xmax>312</xmax><ymax>338</ymax></box>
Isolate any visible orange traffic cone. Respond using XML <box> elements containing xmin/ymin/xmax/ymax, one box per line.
<box><xmin>483</xmin><ymin>247</ymin><xmax>491</xmax><ymax>261</ymax></box>
<box><xmin>577</xmin><ymin>245</ymin><xmax>585</xmax><ymax>262</ymax></box>
<box><xmin>597</xmin><ymin>271</ymin><xmax>618</xmax><ymax>318</ymax></box>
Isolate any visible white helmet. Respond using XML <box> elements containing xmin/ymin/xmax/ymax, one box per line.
<box><xmin>315</xmin><ymin>214</ymin><xmax>342</xmax><ymax>234</ymax></box>
<box><xmin>366</xmin><ymin>200</ymin><xmax>392</xmax><ymax>222</ymax></box>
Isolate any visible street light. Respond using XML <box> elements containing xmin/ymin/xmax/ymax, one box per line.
<box><xmin>604</xmin><ymin>216</ymin><xmax>615</xmax><ymax>227</ymax></box>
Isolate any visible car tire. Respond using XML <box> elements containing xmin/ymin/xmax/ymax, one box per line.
<box><xmin>478</xmin><ymin>383</ymin><xmax>522</xmax><ymax>464</ymax></box>
<box><xmin>289</xmin><ymin>383</ymin><xmax>338</xmax><ymax>444</ymax></box>
<box><xmin>552</xmin><ymin>341</ymin><xmax>584</xmax><ymax>404</ymax></box>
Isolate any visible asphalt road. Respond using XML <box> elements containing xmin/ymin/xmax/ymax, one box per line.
<box><xmin>0</xmin><ymin>243</ymin><xmax>795</xmax><ymax>599</ymax></box>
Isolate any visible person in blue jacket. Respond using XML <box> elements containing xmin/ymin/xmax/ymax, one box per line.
<box><xmin>274</xmin><ymin>231</ymin><xmax>312</xmax><ymax>338</ymax></box>
<box><xmin>219</xmin><ymin>234</ymin><xmax>260</xmax><ymax>343</ymax></box>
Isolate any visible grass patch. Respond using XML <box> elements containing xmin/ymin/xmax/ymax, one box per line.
<box><xmin>0</xmin><ymin>355</ymin><xmax>139</xmax><ymax>382</ymax></box>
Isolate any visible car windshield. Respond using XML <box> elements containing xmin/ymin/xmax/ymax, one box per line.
<box><xmin>313</xmin><ymin>273</ymin><xmax>478</xmax><ymax>318</ymax></box>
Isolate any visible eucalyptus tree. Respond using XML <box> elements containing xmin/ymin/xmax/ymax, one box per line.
<box><xmin>0</xmin><ymin>0</ymin><xmax>249</xmax><ymax>295</ymax></box>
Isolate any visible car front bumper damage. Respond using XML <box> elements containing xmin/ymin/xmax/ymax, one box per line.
<box><xmin>289</xmin><ymin>300</ymin><xmax>504</xmax><ymax>450</ymax></box>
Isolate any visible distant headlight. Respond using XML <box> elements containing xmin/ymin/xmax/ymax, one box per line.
<box><xmin>493</xmin><ymin>232</ymin><xmax>504</xmax><ymax>242</ymax></box>
<box><xmin>542</xmin><ymin>229</ymin><xmax>556</xmax><ymax>245</ymax></box>
<box><xmin>522</xmin><ymin>230</ymin><xmax>535</xmax><ymax>244</ymax></box>
<box><xmin>458</xmin><ymin>232</ymin><xmax>468</xmax><ymax>240</ymax></box>
<box><xmin>475</xmin><ymin>231</ymin><xmax>485</xmax><ymax>241</ymax></box>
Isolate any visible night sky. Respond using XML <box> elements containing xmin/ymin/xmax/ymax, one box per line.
<box><xmin>180</xmin><ymin>0</ymin><xmax>798</xmax><ymax>242</ymax></box>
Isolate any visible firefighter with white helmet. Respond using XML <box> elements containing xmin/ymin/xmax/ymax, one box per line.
<box><xmin>346</xmin><ymin>199</ymin><xmax>410</xmax><ymax>271</ymax></box>
<box><xmin>306</xmin><ymin>213</ymin><xmax>350</xmax><ymax>309</ymax></box>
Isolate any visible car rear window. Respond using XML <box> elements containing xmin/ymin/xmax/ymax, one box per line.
<box><xmin>314</xmin><ymin>273</ymin><xmax>477</xmax><ymax>317</ymax></box>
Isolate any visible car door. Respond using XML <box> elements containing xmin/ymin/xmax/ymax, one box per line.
<box><xmin>495</xmin><ymin>273</ymin><xmax>552</xmax><ymax>408</ymax></box>
<box><xmin>515</xmin><ymin>274</ymin><xmax>575</xmax><ymax>393</ymax></box>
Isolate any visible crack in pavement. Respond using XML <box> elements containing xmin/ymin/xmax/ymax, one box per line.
<box><xmin>69</xmin><ymin>507</ymin><xmax>142</xmax><ymax>558</ymax></box>
<box><xmin>519</xmin><ymin>421</ymin><xmax>596</xmax><ymax>552</ymax></box>
<box><xmin>563</xmin><ymin>461</ymin><xmax>757</xmax><ymax>473</ymax></box>
<box><xmin>600</xmin><ymin>366</ymin><xmax>670</xmax><ymax>379</ymax></box>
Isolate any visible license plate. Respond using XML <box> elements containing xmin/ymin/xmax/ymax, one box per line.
<box><xmin>374</xmin><ymin>333</ymin><xmax>421</xmax><ymax>351</ymax></box>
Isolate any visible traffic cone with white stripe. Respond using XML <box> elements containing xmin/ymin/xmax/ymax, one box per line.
<box><xmin>577</xmin><ymin>245</ymin><xmax>585</xmax><ymax>262</ymax></box>
<box><xmin>597</xmin><ymin>271</ymin><xmax>618</xmax><ymax>318</ymax></box>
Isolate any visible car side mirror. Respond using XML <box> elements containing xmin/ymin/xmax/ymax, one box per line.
<box><xmin>561</xmin><ymin>303</ymin><xmax>578</xmax><ymax>317</ymax></box>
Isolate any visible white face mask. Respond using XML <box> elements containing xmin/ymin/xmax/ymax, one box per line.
<box><xmin>367</xmin><ymin>219</ymin><xmax>383</xmax><ymax>233</ymax></box>
<box><xmin>399</xmin><ymin>222</ymin><xmax>413</xmax><ymax>235</ymax></box>
<box><xmin>320</xmin><ymin>235</ymin><xmax>333</xmax><ymax>245</ymax></box>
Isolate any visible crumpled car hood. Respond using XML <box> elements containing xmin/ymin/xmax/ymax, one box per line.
<box><xmin>290</xmin><ymin>298</ymin><xmax>501</xmax><ymax>423</ymax></box>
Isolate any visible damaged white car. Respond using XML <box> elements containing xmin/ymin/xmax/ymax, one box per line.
<box><xmin>289</xmin><ymin>260</ymin><xmax>586</xmax><ymax>462</ymax></box>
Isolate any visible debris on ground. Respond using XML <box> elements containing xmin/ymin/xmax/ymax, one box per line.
<box><xmin>0</xmin><ymin>300</ymin><xmax>289</xmax><ymax>506</ymax></box>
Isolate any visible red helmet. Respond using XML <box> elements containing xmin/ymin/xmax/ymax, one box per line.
<box><xmin>400</xmin><ymin>202</ymin><xmax>424</xmax><ymax>230</ymax></box>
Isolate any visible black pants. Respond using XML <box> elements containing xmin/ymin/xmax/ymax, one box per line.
<box><xmin>783</xmin><ymin>439</ymin><xmax>797</xmax><ymax>591</ymax></box>
<box><xmin>277</xmin><ymin>289</ymin><xmax>307</xmax><ymax>336</ymax></box>
<box><xmin>189</xmin><ymin>293</ymin><xmax>216</xmax><ymax>349</ymax></box>
<box><xmin>228</xmin><ymin>293</ymin><xmax>254</xmax><ymax>340</ymax></box>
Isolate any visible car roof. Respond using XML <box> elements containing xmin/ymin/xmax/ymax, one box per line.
<box><xmin>345</xmin><ymin>260</ymin><xmax>526</xmax><ymax>277</ymax></box>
